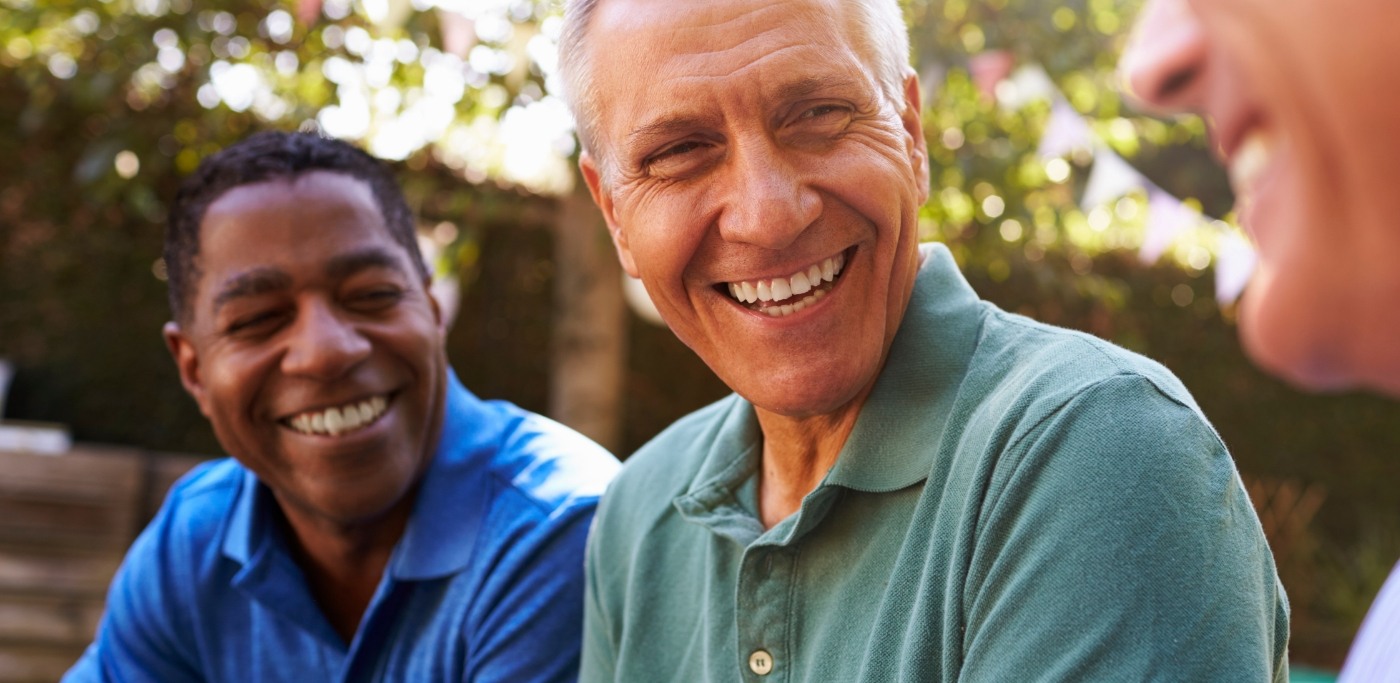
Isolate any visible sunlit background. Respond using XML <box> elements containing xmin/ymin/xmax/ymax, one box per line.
<box><xmin>1</xmin><ymin>0</ymin><xmax>1396</xmax><ymax>679</ymax></box>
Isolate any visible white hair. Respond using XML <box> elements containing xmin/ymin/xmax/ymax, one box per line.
<box><xmin>557</xmin><ymin>0</ymin><xmax>911</xmax><ymax>169</ymax></box>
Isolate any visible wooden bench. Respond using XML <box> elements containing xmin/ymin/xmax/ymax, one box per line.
<box><xmin>0</xmin><ymin>445</ymin><xmax>206</xmax><ymax>683</ymax></box>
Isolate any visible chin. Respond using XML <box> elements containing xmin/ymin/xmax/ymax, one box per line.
<box><xmin>740</xmin><ymin>374</ymin><xmax>871</xmax><ymax>420</ymax></box>
<box><xmin>1239</xmin><ymin>290</ymin><xmax>1361</xmax><ymax>394</ymax></box>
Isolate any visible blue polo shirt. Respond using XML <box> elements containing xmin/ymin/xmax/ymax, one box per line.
<box><xmin>65</xmin><ymin>370</ymin><xmax>619</xmax><ymax>682</ymax></box>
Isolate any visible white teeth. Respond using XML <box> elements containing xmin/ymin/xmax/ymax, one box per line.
<box><xmin>790</xmin><ymin>271</ymin><xmax>812</xmax><ymax>295</ymax></box>
<box><xmin>286</xmin><ymin>395</ymin><xmax>390</xmax><ymax>437</ymax></box>
<box><xmin>725</xmin><ymin>253</ymin><xmax>847</xmax><ymax>313</ymax></box>
<box><xmin>770</xmin><ymin>277</ymin><xmax>792</xmax><ymax>301</ymax></box>
<box><xmin>1229</xmin><ymin>130</ymin><xmax>1274</xmax><ymax>198</ymax></box>
<box><xmin>324</xmin><ymin>408</ymin><xmax>344</xmax><ymax>436</ymax></box>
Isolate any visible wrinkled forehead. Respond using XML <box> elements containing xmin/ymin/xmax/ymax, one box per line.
<box><xmin>583</xmin><ymin>0</ymin><xmax>869</xmax><ymax>145</ymax></box>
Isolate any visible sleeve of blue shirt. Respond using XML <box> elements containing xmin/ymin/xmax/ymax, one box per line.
<box><xmin>959</xmin><ymin>374</ymin><xmax>1290</xmax><ymax>681</ymax></box>
<box><xmin>466</xmin><ymin>492</ymin><xmax>597</xmax><ymax>683</ymax></box>
<box><xmin>62</xmin><ymin>477</ymin><xmax>207</xmax><ymax>683</ymax></box>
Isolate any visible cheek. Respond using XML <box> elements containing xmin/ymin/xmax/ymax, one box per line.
<box><xmin>619</xmin><ymin>193</ymin><xmax>709</xmax><ymax>285</ymax></box>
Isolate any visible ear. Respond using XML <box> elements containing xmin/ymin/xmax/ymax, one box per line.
<box><xmin>163</xmin><ymin>321</ymin><xmax>211</xmax><ymax>418</ymax></box>
<box><xmin>899</xmin><ymin>68</ymin><xmax>931</xmax><ymax>205</ymax></box>
<box><xmin>580</xmin><ymin>151</ymin><xmax>640</xmax><ymax>278</ymax></box>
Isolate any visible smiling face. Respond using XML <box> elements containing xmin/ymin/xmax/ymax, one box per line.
<box><xmin>577</xmin><ymin>0</ymin><xmax>929</xmax><ymax>419</ymax></box>
<box><xmin>164</xmin><ymin>171</ymin><xmax>446</xmax><ymax>531</ymax></box>
<box><xmin>1121</xmin><ymin>0</ymin><xmax>1400</xmax><ymax>395</ymax></box>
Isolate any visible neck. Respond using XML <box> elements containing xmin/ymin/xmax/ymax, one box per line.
<box><xmin>752</xmin><ymin>387</ymin><xmax>872</xmax><ymax>529</ymax></box>
<box><xmin>277</xmin><ymin>493</ymin><xmax>416</xmax><ymax>644</ymax></box>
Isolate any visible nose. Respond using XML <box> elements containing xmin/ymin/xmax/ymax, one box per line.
<box><xmin>1119</xmin><ymin>0</ymin><xmax>1208</xmax><ymax>114</ymax></box>
<box><xmin>281</xmin><ymin>299</ymin><xmax>371</xmax><ymax>379</ymax></box>
<box><xmin>715</xmin><ymin>138</ymin><xmax>822</xmax><ymax>250</ymax></box>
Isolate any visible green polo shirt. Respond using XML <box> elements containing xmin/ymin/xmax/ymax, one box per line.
<box><xmin>582</xmin><ymin>244</ymin><xmax>1288</xmax><ymax>682</ymax></box>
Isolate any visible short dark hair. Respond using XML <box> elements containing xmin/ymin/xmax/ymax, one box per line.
<box><xmin>165</xmin><ymin>131</ymin><xmax>427</xmax><ymax>323</ymax></box>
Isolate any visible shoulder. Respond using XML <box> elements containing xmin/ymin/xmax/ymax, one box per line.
<box><xmin>962</xmin><ymin>307</ymin><xmax>1213</xmax><ymax>442</ymax></box>
<box><xmin>601</xmin><ymin>394</ymin><xmax>747</xmax><ymax>521</ymax></box>
<box><xmin>139</xmin><ymin>458</ymin><xmax>243</xmax><ymax>560</ymax></box>
<box><xmin>477</xmin><ymin>399</ymin><xmax>620</xmax><ymax>520</ymax></box>
<box><xmin>979</xmin><ymin>307</ymin><xmax>1195</xmax><ymax>401</ymax></box>
<box><xmin>113</xmin><ymin>457</ymin><xmax>242</xmax><ymax>605</ymax></box>
<box><xmin>945</xmin><ymin>308</ymin><xmax>1238</xmax><ymax>515</ymax></box>
<box><xmin>77</xmin><ymin>459</ymin><xmax>244</xmax><ymax>679</ymax></box>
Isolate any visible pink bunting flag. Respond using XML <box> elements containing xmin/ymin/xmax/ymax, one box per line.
<box><xmin>1037</xmin><ymin>99</ymin><xmax>1095</xmax><ymax>161</ymax></box>
<box><xmin>296</xmin><ymin>0</ymin><xmax>322</xmax><ymax>26</ymax></box>
<box><xmin>439</xmin><ymin>9</ymin><xmax>476</xmax><ymax>59</ymax></box>
<box><xmin>1139</xmin><ymin>186</ymin><xmax>1202</xmax><ymax>264</ymax></box>
<box><xmin>997</xmin><ymin>64</ymin><xmax>1058</xmax><ymax>112</ymax></box>
<box><xmin>1080</xmin><ymin>145</ymin><xmax>1146</xmax><ymax>210</ymax></box>
<box><xmin>969</xmin><ymin>50</ymin><xmax>1015</xmax><ymax>103</ymax></box>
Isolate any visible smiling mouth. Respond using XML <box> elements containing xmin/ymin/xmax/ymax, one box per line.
<box><xmin>283</xmin><ymin>394</ymin><xmax>391</xmax><ymax>437</ymax></box>
<box><xmin>1228</xmin><ymin>128</ymin><xmax>1276</xmax><ymax>200</ymax></box>
<box><xmin>719</xmin><ymin>250</ymin><xmax>848</xmax><ymax>317</ymax></box>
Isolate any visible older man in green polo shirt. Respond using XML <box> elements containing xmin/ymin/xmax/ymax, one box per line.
<box><xmin>558</xmin><ymin>0</ymin><xmax>1289</xmax><ymax>679</ymax></box>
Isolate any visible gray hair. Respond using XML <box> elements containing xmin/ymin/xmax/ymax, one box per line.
<box><xmin>558</xmin><ymin>0</ymin><xmax>911</xmax><ymax>174</ymax></box>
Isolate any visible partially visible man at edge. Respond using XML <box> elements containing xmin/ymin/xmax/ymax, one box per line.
<box><xmin>63</xmin><ymin>131</ymin><xmax>620</xmax><ymax>682</ymax></box>
<box><xmin>1121</xmin><ymin>1</ymin><xmax>1400</xmax><ymax>679</ymax></box>
<box><xmin>558</xmin><ymin>0</ymin><xmax>1288</xmax><ymax>680</ymax></box>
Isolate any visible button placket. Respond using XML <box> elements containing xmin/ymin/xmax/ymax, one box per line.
<box><xmin>736</xmin><ymin>547</ymin><xmax>792</xmax><ymax>680</ymax></box>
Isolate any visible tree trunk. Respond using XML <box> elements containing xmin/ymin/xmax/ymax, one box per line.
<box><xmin>549</xmin><ymin>185</ymin><xmax>627</xmax><ymax>454</ymax></box>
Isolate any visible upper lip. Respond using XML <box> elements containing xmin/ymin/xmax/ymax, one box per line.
<box><xmin>1206</xmin><ymin>88</ymin><xmax>1268</xmax><ymax>166</ymax></box>
<box><xmin>715</xmin><ymin>246</ymin><xmax>851</xmax><ymax>286</ymax></box>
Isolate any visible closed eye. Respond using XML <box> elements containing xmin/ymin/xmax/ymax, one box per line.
<box><xmin>348</xmin><ymin>287</ymin><xmax>405</xmax><ymax>312</ymax></box>
<box><xmin>225</xmin><ymin>310</ymin><xmax>285</xmax><ymax>336</ymax></box>
<box><xmin>799</xmin><ymin>104</ymin><xmax>850</xmax><ymax>120</ymax></box>
<box><xmin>647</xmin><ymin>140</ymin><xmax>707</xmax><ymax>166</ymax></box>
<box><xmin>643</xmin><ymin>139</ymin><xmax>719</xmax><ymax>179</ymax></box>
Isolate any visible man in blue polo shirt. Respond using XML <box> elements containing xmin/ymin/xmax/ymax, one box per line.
<box><xmin>64</xmin><ymin>131</ymin><xmax>618</xmax><ymax>682</ymax></box>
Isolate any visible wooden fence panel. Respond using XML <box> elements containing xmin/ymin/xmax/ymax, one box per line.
<box><xmin>0</xmin><ymin>446</ymin><xmax>205</xmax><ymax>683</ymax></box>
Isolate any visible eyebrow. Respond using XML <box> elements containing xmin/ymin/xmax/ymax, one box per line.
<box><xmin>623</xmin><ymin>75</ymin><xmax>868</xmax><ymax>153</ymax></box>
<box><xmin>772</xmin><ymin>75</ymin><xmax>861</xmax><ymax>103</ymax></box>
<box><xmin>211</xmin><ymin>268</ymin><xmax>293</xmax><ymax>316</ymax></box>
<box><xmin>625</xmin><ymin>115</ymin><xmax>715</xmax><ymax>154</ymax></box>
<box><xmin>325</xmin><ymin>247</ymin><xmax>410</xmax><ymax>282</ymax></box>
<box><xmin>209</xmin><ymin>248</ymin><xmax>409</xmax><ymax>316</ymax></box>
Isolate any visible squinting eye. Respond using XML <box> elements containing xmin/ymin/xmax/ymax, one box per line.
<box><xmin>226</xmin><ymin>311</ymin><xmax>282</xmax><ymax>335</ymax></box>
<box><xmin>643</xmin><ymin>139</ymin><xmax>717</xmax><ymax>179</ymax></box>
<box><xmin>648</xmin><ymin>141</ymin><xmax>705</xmax><ymax>165</ymax></box>
<box><xmin>350</xmin><ymin>288</ymin><xmax>405</xmax><ymax>310</ymax></box>
<box><xmin>801</xmin><ymin>104</ymin><xmax>848</xmax><ymax>119</ymax></box>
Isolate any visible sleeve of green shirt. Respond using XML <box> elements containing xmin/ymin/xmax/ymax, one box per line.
<box><xmin>959</xmin><ymin>373</ymin><xmax>1289</xmax><ymax>681</ymax></box>
<box><xmin>580</xmin><ymin>512</ymin><xmax>617</xmax><ymax>683</ymax></box>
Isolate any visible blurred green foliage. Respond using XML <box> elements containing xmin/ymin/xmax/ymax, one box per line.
<box><xmin>0</xmin><ymin>0</ymin><xmax>1395</xmax><ymax>669</ymax></box>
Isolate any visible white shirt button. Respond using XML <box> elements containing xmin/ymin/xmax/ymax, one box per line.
<box><xmin>748</xmin><ymin>649</ymin><xmax>774</xmax><ymax>676</ymax></box>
